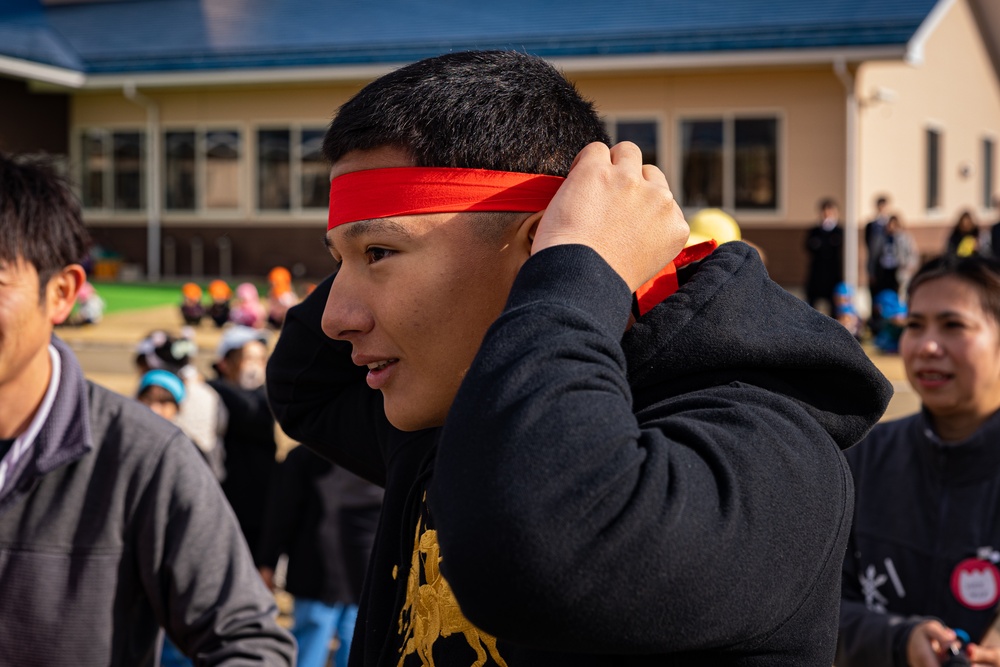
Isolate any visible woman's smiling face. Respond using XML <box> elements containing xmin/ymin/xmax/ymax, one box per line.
<box><xmin>901</xmin><ymin>275</ymin><xmax>1000</xmax><ymax>434</ymax></box>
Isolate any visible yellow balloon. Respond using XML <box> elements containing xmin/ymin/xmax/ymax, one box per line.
<box><xmin>687</xmin><ymin>208</ymin><xmax>742</xmax><ymax>247</ymax></box>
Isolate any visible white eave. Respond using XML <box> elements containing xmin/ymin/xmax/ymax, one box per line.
<box><xmin>2</xmin><ymin>44</ymin><xmax>916</xmax><ymax>91</ymax></box>
<box><xmin>0</xmin><ymin>53</ymin><xmax>84</xmax><ymax>87</ymax></box>
<box><xmin>905</xmin><ymin>0</ymin><xmax>955</xmax><ymax>66</ymax></box>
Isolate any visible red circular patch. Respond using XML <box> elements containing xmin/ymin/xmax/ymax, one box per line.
<box><xmin>951</xmin><ymin>558</ymin><xmax>1000</xmax><ymax>610</ymax></box>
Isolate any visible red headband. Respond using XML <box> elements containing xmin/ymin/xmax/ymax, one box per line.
<box><xmin>328</xmin><ymin>167</ymin><xmax>565</xmax><ymax>230</ymax></box>
<box><xmin>326</xmin><ymin>166</ymin><xmax>717</xmax><ymax>315</ymax></box>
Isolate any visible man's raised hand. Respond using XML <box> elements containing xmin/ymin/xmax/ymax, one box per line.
<box><xmin>532</xmin><ymin>141</ymin><xmax>690</xmax><ymax>293</ymax></box>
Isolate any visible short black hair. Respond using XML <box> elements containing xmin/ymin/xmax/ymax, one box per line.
<box><xmin>876</xmin><ymin>196</ymin><xmax>888</xmax><ymax>207</ymax></box>
<box><xmin>0</xmin><ymin>153</ymin><xmax>91</xmax><ymax>296</ymax></box>
<box><xmin>323</xmin><ymin>50</ymin><xmax>610</xmax><ymax>177</ymax></box>
<box><xmin>819</xmin><ymin>198</ymin><xmax>838</xmax><ymax>212</ymax></box>
<box><xmin>908</xmin><ymin>254</ymin><xmax>1000</xmax><ymax>326</ymax></box>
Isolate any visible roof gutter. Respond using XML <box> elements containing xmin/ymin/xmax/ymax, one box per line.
<box><xmin>14</xmin><ymin>44</ymin><xmax>907</xmax><ymax>90</ymax></box>
<box><xmin>1</xmin><ymin>43</ymin><xmax>913</xmax><ymax>91</ymax></box>
<box><xmin>0</xmin><ymin>53</ymin><xmax>84</xmax><ymax>88</ymax></box>
<box><xmin>551</xmin><ymin>45</ymin><xmax>908</xmax><ymax>75</ymax></box>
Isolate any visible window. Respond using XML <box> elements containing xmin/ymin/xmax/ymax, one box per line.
<box><xmin>205</xmin><ymin>130</ymin><xmax>241</xmax><ymax>209</ymax></box>
<box><xmin>165</xmin><ymin>131</ymin><xmax>196</xmax><ymax>210</ymax></box>
<box><xmin>80</xmin><ymin>130</ymin><xmax>106</xmax><ymax>209</ymax></box>
<box><xmin>163</xmin><ymin>129</ymin><xmax>242</xmax><ymax>212</ymax></box>
<box><xmin>79</xmin><ymin>129</ymin><xmax>146</xmax><ymax>211</ymax></box>
<box><xmin>604</xmin><ymin>119</ymin><xmax>659</xmax><ymax>166</ymax></box>
<box><xmin>300</xmin><ymin>129</ymin><xmax>329</xmax><ymax>209</ymax></box>
<box><xmin>734</xmin><ymin>119</ymin><xmax>778</xmax><ymax>210</ymax></box>
<box><xmin>679</xmin><ymin>116</ymin><xmax>779</xmax><ymax>211</ymax></box>
<box><xmin>984</xmin><ymin>137</ymin><xmax>995</xmax><ymax>209</ymax></box>
<box><xmin>681</xmin><ymin>120</ymin><xmax>723</xmax><ymax>208</ymax></box>
<box><xmin>113</xmin><ymin>132</ymin><xmax>145</xmax><ymax>210</ymax></box>
<box><xmin>927</xmin><ymin>128</ymin><xmax>941</xmax><ymax>210</ymax></box>
<box><xmin>258</xmin><ymin>129</ymin><xmax>291</xmax><ymax>210</ymax></box>
<box><xmin>257</xmin><ymin>127</ymin><xmax>329</xmax><ymax>211</ymax></box>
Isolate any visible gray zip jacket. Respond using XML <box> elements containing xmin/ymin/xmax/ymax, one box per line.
<box><xmin>0</xmin><ymin>337</ymin><xmax>295</xmax><ymax>666</ymax></box>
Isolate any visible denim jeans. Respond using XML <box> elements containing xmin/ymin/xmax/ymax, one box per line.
<box><xmin>294</xmin><ymin>599</ymin><xmax>358</xmax><ymax>667</ymax></box>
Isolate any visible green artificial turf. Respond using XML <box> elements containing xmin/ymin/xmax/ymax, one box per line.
<box><xmin>91</xmin><ymin>282</ymin><xmax>188</xmax><ymax>314</ymax></box>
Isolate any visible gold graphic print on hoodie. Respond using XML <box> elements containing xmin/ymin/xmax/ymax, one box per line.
<box><xmin>395</xmin><ymin>514</ymin><xmax>508</xmax><ymax>667</ymax></box>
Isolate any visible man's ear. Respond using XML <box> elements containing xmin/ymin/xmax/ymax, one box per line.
<box><xmin>45</xmin><ymin>264</ymin><xmax>85</xmax><ymax>325</ymax></box>
<box><xmin>516</xmin><ymin>211</ymin><xmax>545</xmax><ymax>255</ymax></box>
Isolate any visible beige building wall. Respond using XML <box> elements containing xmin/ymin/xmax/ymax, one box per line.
<box><xmin>69</xmin><ymin>69</ymin><xmax>849</xmax><ymax>283</ymax></box>
<box><xmin>576</xmin><ymin>67</ymin><xmax>846</xmax><ymax>231</ymax></box>
<box><xmin>71</xmin><ymin>82</ymin><xmax>365</xmax><ymax>228</ymax></box>
<box><xmin>857</xmin><ymin>0</ymin><xmax>1000</xmax><ymax>255</ymax></box>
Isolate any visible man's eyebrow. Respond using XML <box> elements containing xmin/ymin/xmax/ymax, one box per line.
<box><xmin>340</xmin><ymin>218</ymin><xmax>413</xmax><ymax>241</ymax></box>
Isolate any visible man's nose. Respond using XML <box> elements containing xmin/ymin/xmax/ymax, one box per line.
<box><xmin>321</xmin><ymin>273</ymin><xmax>372</xmax><ymax>340</ymax></box>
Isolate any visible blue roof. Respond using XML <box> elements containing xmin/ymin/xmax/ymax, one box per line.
<box><xmin>2</xmin><ymin>0</ymin><xmax>940</xmax><ymax>74</ymax></box>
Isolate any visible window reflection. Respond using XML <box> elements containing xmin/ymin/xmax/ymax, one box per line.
<box><xmin>258</xmin><ymin>130</ymin><xmax>290</xmax><ymax>210</ymax></box>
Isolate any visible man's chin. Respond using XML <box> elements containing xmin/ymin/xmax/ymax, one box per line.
<box><xmin>384</xmin><ymin>400</ymin><xmax>448</xmax><ymax>432</ymax></box>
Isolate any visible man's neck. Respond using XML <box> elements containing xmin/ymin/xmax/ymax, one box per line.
<box><xmin>0</xmin><ymin>344</ymin><xmax>53</xmax><ymax>440</ymax></box>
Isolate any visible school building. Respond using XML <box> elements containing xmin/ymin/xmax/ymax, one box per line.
<box><xmin>2</xmin><ymin>0</ymin><xmax>999</xmax><ymax>287</ymax></box>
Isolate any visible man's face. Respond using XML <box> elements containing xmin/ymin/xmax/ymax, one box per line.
<box><xmin>220</xmin><ymin>340</ymin><xmax>268</xmax><ymax>390</ymax></box>
<box><xmin>322</xmin><ymin>147</ymin><xmax>531</xmax><ymax>431</ymax></box>
<box><xmin>0</xmin><ymin>259</ymin><xmax>57</xmax><ymax>395</ymax></box>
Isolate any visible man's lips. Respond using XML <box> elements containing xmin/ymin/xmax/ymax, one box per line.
<box><xmin>352</xmin><ymin>354</ymin><xmax>399</xmax><ymax>390</ymax></box>
<box><xmin>352</xmin><ymin>353</ymin><xmax>398</xmax><ymax>368</ymax></box>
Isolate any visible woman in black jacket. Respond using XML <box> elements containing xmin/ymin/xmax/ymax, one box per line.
<box><xmin>838</xmin><ymin>254</ymin><xmax>1000</xmax><ymax>667</ymax></box>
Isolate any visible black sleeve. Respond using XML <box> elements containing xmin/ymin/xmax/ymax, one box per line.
<box><xmin>430</xmin><ymin>244</ymin><xmax>852</xmax><ymax>654</ymax></box>
<box><xmin>805</xmin><ymin>227</ymin><xmax>821</xmax><ymax>253</ymax></box>
<box><xmin>255</xmin><ymin>448</ymin><xmax>307</xmax><ymax>570</ymax></box>
<box><xmin>837</xmin><ymin>541</ymin><xmax>919</xmax><ymax>667</ymax></box>
<box><xmin>836</xmin><ymin>462</ymin><xmax>921</xmax><ymax>667</ymax></box>
<box><xmin>265</xmin><ymin>273</ymin><xmax>388</xmax><ymax>486</ymax></box>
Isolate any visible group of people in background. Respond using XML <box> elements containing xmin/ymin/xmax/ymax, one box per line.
<box><xmin>133</xmin><ymin>313</ymin><xmax>381</xmax><ymax>667</ymax></box>
<box><xmin>805</xmin><ymin>194</ymin><xmax>1000</xmax><ymax>354</ymax></box>
<box><xmin>178</xmin><ymin>266</ymin><xmax>314</xmax><ymax>332</ymax></box>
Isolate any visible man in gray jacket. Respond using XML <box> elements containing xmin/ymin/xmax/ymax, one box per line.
<box><xmin>0</xmin><ymin>152</ymin><xmax>295</xmax><ymax>666</ymax></box>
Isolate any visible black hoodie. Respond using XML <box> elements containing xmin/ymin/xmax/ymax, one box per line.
<box><xmin>267</xmin><ymin>241</ymin><xmax>892</xmax><ymax>666</ymax></box>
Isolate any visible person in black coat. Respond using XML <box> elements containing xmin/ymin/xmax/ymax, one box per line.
<box><xmin>257</xmin><ymin>446</ymin><xmax>383</xmax><ymax>667</ymax></box>
<box><xmin>266</xmin><ymin>51</ymin><xmax>892</xmax><ymax>666</ymax></box>
<box><xmin>805</xmin><ymin>197</ymin><xmax>845</xmax><ymax>314</ymax></box>
<box><xmin>209</xmin><ymin>325</ymin><xmax>275</xmax><ymax>558</ymax></box>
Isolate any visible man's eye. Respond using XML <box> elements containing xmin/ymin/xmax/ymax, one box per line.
<box><xmin>365</xmin><ymin>247</ymin><xmax>394</xmax><ymax>264</ymax></box>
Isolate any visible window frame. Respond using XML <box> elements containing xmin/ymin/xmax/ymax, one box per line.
<box><xmin>601</xmin><ymin>113</ymin><xmax>665</xmax><ymax>169</ymax></box>
<box><xmin>157</xmin><ymin>124</ymin><xmax>248</xmax><ymax>221</ymax></box>
<box><xmin>673</xmin><ymin>109</ymin><xmax>786</xmax><ymax>221</ymax></box>
<box><xmin>983</xmin><ymin>134</ymin><xmax>996</xmax><ymax>213</ymax></box>
<box><xmin>925</xmin><ymin>124</ymin><xmax>943</xmax><ymax>214</ymax></box>
<box><xmin>252</xmin><ymin>123</ymin><xmax>331</xmax><ymax>219</ymax></box>
<box><xmin>74</xmin><ymin>124</ymin><xmax>149</xmax><ymax>221</ymax></box>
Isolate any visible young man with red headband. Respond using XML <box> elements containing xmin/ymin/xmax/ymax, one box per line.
<box><xmin>267</xmin><ymin>50</ymin><xmax>892</xmax><ymax>666</ymax></box>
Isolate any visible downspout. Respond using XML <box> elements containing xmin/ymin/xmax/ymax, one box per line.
<box><xmin>833</xmin><ymin>58</ymin><xmax>860</xmax><ymax>296</ymax></box>
<box><xmin>123</xmin><ymin>82</ymin><xmax>161</xmax><ymax>282</ymax></box>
